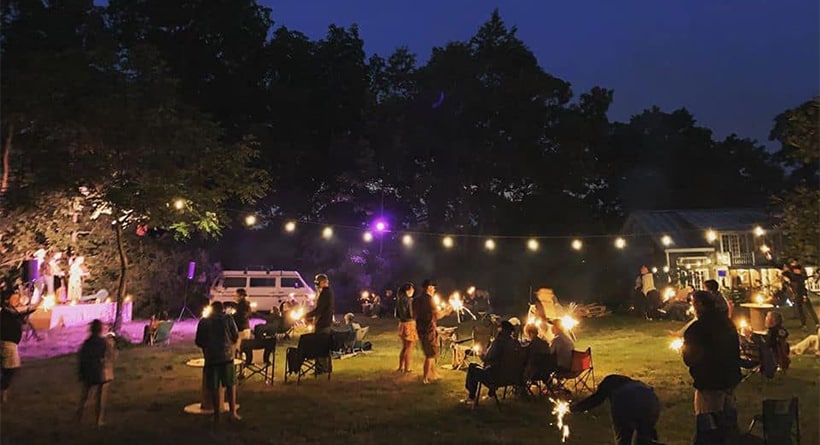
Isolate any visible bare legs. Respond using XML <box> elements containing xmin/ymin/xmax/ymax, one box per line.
<box><xmin>76</xmin><ymin>383</ymin><xmax>108</xmax><ymax>427</ymax></box>
<box><xmin>422</xmin><ymin>357</ymin><xmax>440</xmax><ymax>383</ymax></box>
<box><xmin>397</xmin><ymin>340</ymin><xmax>415</xmax><ymax>372</ymax></box>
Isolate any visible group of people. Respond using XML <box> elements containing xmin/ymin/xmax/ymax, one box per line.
<box><xmin>26</xmin><ymin>249</ymin><xmax>89</xmax><ymax>305</ymax></box>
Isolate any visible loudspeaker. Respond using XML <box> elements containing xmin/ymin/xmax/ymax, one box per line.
<box><xmin>22</xmin><ymin>259</ymin><xmax>40</xmax><ymax>283</ymax></box>
<box><xmin>187</xmin><ymin>262</ymin><xmax>196</xmax><ymax>280</ymax></box>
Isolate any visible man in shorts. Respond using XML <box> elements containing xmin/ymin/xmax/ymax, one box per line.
<box><xmin>195</xmin><ymin>301</ymin><xmax>240</xmax><ymax>423</ymax></box>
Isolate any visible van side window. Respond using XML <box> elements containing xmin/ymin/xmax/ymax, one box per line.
<box><xmin>281</xmin><ymin>278</ymin><xmax>302</xmax><ymax>288</ymax></box>
<box><xmin>222</xmin><ymin>277</ymin><xmax>247</xmax><ymax>288</ymax></box>
<box><xmin>250</xmin><ymin>278</ymin><xmax>277</xmax><ymax>287</ymax></box>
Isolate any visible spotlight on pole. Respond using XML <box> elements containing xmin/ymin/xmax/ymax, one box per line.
<box><xmin>402</xmin><ymin>234</ymin><xmax>413</xmax><ymax>247</ymax></box>
<box><xmin>615</xmin><ymin>237</ymin><xmax>626</xmax><ymax>249</ymax></box>
<box><xmin>244</xmin><ymin>215</ymin><xmax>257</xmax><ymax>226</ymax></box>
<box><xmin>322</xmin><ymin>226</ymin><xmax>333</xmax><ymax>240</ymax></box>
<box><xmin>284</xmin><ymin>221</ymin><xmax>296</xmax><ymax>232</ymax></box>
<box><xmin>363</xmin><ymin>231</ymin><xmax>374</xmax><ymax>242</ymax></box>
<box><xmin>442</xmin><ymin>236</ymin><xmax>454</xmax><ymax>249</ymax></box>
<box><xmin>527</xmin><ymin>238</ymin><xmax>539</xmax><ymax>252</ymax></box>
<box><xmin>484</xmin><ymin>239</ymin><xmax>496</xmax><ymax>251</ymax></box>
<box><xmin>571</xmin><ymin>239</ymin><xmax>583</xmax><ymax>251</ymax></box>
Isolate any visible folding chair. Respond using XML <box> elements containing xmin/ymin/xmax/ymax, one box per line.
<box><xmin>449</xmin><ymin>323</ymin><xmax>476</xmax><ymax>370</ymax></box>
<box><xmin>550</xmin><ymin>347</ymin><xmax>595</xmax><ymax>395</ymax></box>
<box><xmin>284</xmin><ymin>333</ymin><xmax>333</xmax><ymax>384</ymax></box>
<box><xmin>237</xmin><ymin>337</ymin><xmax>276</xmax><ymax>385</ymax></box>
<box><xmin>149</xmin><ymin>321</ymin><xmax>174</xmax><ymax>346</ymax></box>
<box><xmin>748</xmin><ymin>397</ymin><xmax>800</xmax><ymax>445</ymax></box>
<box><xmin>474</xmin><ymin>346</ymin><xmax>527</xmax><ymax>411</ymax></box>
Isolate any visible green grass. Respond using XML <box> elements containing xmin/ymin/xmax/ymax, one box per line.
<box><xmin>2</xmin><ymin>316</ymin><xmax>818</xmax><ymax>445</ymax></box>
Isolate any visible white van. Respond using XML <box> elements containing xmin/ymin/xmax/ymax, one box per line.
<box><xmin>210</xmin><ymin>270</ymin><xmax>315</xmax><ymax>312</ymax></box>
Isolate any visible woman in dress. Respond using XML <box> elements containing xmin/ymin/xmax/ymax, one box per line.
<box><xmin>395</xmin><ymin>282</ymin><xmax>418</xmax><ymax>373</ymax></box>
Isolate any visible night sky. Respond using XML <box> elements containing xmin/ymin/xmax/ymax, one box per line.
<box><xmin>266</xmin><ymin>0</ymin><xmax>819</xmax><ymax>147</ymax></box>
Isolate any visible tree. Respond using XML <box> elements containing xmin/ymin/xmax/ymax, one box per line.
<box><xmin>770</xmin><ymin>97</ymin><xmax>820</xmax><ymax>263</ymax></box>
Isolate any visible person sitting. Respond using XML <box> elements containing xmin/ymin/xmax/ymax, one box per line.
<box><xmin>141</xmin><ymin>311</ymin><xmax>169</xmax><ymax>344</ymax></box>
<box><xmin>522</xmin><ymin>323</ymin><xmax>551</xmax><ymax>383</ymax></box>
<box><xmin>254</xmin><ymin>307</ymin><xmax>285</xmax><ymax>339</ymax></box>
<box><xmin>548</xmin><ymin>318</ymin><xmax>575</xmax><ymax>373</ymax></box>
<box><xmin>462</xmin><ymin>321</ymin><xmax>521</xmax><ymax>403</ymax></box>
<box><xmin>570</xmin><ymin>374</ymin><xmax>662</xmax><ymax>445</ymax></box>
<box><xmin>764</xmin><ymin>311</ymin><xmax>790</xmax><ymax>371</ymax></box>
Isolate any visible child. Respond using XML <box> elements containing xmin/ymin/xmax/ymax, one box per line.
<box><xmin>764</xmin><ymin>311</ymin><xmax>790</xmax><ymax>371</ymax></box>
<box><xmin>77</xmin><ymin>319</ymin><xmax>116</xmax><ymax>427</ymax></box>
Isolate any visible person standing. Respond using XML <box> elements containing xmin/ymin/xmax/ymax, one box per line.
<box><xmin>640</xmin><ymin>266</ymin><xmax>660</xmax><ymax>320</ymax></box>
<box><xmin>395</xmin><ymin>282</ymin><xmax>418</xmax><ymax>373</ymax></box>
<box><xmin>306</xmin><ymin>274</ymin><xmax>334</xmax><ymax>334</ymax></box>
<box><xmin>570</xmin><ymin>374</ymin><xmax>662</xmax><ymax>445</ymax></box>
<box><xmin>1</xmin><ymin>292</ymin><xmax>38</xmax><ymax>403</ymax></box>
<box><xmin>413</xmin><ymin>279</ymin><xmax>451</xmax><ymax>384</ymax></box>
<box><xmin>77</xmin><ymin>319</ymin><xmax>116</xmax><ymax>427</ymax></box>
<box><xmin>682</xmin><ymin>290</ymin><xmax>742</xmax><ymax>444</ymax></box>
<box><xmin>703</xmin><ymin>279</ymin><xmax>731</xmax><ymax>318</ymax></box>
<box><xmin>195</xmin><ymin>301</ymin><xmax>240</xmax><ymax>423</ymax></box>
<box><xmin>783</xmin><ymin>260</ymin><xmax>819</xmax><ymax>330</ymax></box>
<box><xmin>232</xmin><ymin>288</ymin><xmax>252</xmax><ymax>342</ymax></box>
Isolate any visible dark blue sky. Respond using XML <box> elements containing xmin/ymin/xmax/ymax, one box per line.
<box><xmin>265</xmin><ymin>0</ymin><xmax>819</xmax><ymax>146</ymax></box>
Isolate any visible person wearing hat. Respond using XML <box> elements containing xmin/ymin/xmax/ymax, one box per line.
<box><xmin>306</xmin><ymin>274</ymin><xmax>334</xmax><ymax>334</ymax></box>
<box><xmin>462</xmin><ymin>320</ymin><xmax>521</xmax><ymax>403</ymax></box>
<box><xmin>413</xmin><ymin>279</ymin><xmax>451</xmax><ymax>383</ymax></box>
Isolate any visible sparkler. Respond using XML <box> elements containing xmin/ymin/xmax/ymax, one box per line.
<box><xmin>550</xmin><ymin>398</ymin><xmax>571</xmax><ymax>442</ymax></box>
<box><xmin>449</xmin><ymin>291</ymin><xmax>477</xmax><ymax>322</ymax></box>
<box><xmin>663</xmin><ymin>287</ymin><xmax>676</xmax><ymax>302</ymax></box>
<box><xmin>290</xmin><ymin>308</ymin><xmax>304</xmax><ymax>321</ymax></box>
<box><xmin>669</xmin><ymin>338</ymin><xmax>683</xmax><ymax>352</ymax></box>
<box><xmin>754</xmin><ymin>294</ymin><xmax>765</xmax><ymax>304</ymax></box>
<box><xmin>560</xmin><ymin>315</ymin><xmax>579</xmax><ymax>331</ymax></box>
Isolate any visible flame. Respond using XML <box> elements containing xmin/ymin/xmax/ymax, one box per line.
<box><xmin>449</xmin><ymin>292</ymin><xmax>463</xmax><ymax>311</ymax></box>
<box><xmin>560</xmin><ymin>315</ymin><xmax>579</xmax><ymax>331</ymax></box>
<box><xmin>551</xmin><ymin>398</ymin><xmax>571</xmax><ymax>443</ymax></box>
<box><xmin>466</xmin><ymin>286</ymin><xmax>476</xmax><ymax>295</ymax></box>
<box><xmin>669</xmin><ymin>338</ymin><xmax>683</xmax><ymax>352</ymax></box>
<box><xmin>754</xmin><ymin>294</ymin><xmax>764</xmax><ymax>304</ymax></box>
<box><xmin>307</xmin><ymin>324</ymin><xmax>314</xmax><ymax>332</ymax></box>
<box><xmin>433</xmin><ymin>294</ymin><xmax>441</xmax><ymax>306</ymax></box>
<box><xmin>738</xmin><ymin>319</ymin><xmax>748</xmax><ymax>330</ymax></box>
<box><xmin>201</xmin><ymin>305</ymin><xmax>213</xmax><ymax>318</ymax></box>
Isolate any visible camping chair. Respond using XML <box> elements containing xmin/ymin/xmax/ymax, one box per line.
<box><xmin>549</xmin><ymin>347</ymin><xmax>596</xmax><ymax>396</ymax></box>
<box><xmin>237</xmin><ymin>337</ymin><xmax>276</xmax><ymax>385</ymax></box>
<box><xmin>449</xmin><ymin>323</ymin><xmax>477</xmax><ymax>370</ymax></box>
<box><xmin>284</xmin><ymin>333</ymin><xmax>333</xmax><ymax>384</ymax></box>
<box><xmin>748</xmin><ymin>398</ymin><xmax>800</xmax><ymax>445</ymax></box>
<box><xmin>149</xmin><ymin>321</ymin><xmax>174</xmax><ymax>346</ymax></box>
<box><xmin>474</xmin><ymin>346</ymin><xmax>528</xmax><ymax>410</ymax></box>
<box><xmin>352</xmin><ymin>326</ymin><xmax>370</xmax><ymax>353</ymax></box>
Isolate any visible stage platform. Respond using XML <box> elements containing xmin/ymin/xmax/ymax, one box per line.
<box><xmin>30</xmin><ymin>300</ymin><xmax>133</xmax><ymax>329</ymax></box>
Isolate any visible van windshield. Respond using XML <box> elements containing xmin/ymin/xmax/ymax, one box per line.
<box><xmin>281</xmin><ymin>278</ymin><xmax>303</xmax><ymax>288</ymax></box>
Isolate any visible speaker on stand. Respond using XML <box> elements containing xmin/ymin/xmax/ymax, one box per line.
<box><xmin>177</xmin><ymin>261</ymin><xmax>198</xmax><ymax>321</ymax></box>
<box><xmin>19</xmin><ymin>259</ymin><xmax>43</xmax><ymax>342</ymax></box>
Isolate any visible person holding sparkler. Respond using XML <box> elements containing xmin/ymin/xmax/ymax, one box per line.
<box><xmin>570</xmin><ymin>374</ymin><xmax>662</xmax><ymax>445</ymax></box>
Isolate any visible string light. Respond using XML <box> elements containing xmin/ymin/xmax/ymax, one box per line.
<box><xmin>651</xmin><ymin>267</ymin><xmax>658</xmax><ymax>274</ymax></box>
<box><xmin>442</xmin><ymin>236</ymin><xmax>454</xmax><ymax>248</ymax></box>
<box><xmin>244</xmin><ymin>215</ymin><xmax>257</xmax><ymax>226</ymax></box>
<box><xmin>173</xmin><ymin>199</ymin><xmax>185</xmax><ymax>210</ymax></box>
<box><xmin>527</xmin><ymin>238</ymin><xmax>539</xmax><ymax>252</ymax></box>
<box><xmin>322</xmin><ymin>226</ymin><xmax>333</xmax><ymax>239</ymax></box>
<box><xmin>484</xmin><ymin>239</ymin><xmax>496</xmax><ymax>251</ymax></box>
<box><xmin>362</xmin><ymin>231</ymin><xmax>373</xmax><ymax>242</ymax></box>
<box><xmin>705</xmin><ymin>229</ymin><xmax>717</xmax><ymax>243</ymax></box>
<box><xmin>402</xmin><ymin>234</ymin><xmax>413</xmax><ymax>247</ymax></box>
<box><xmin>284</xmin><ymin>221</ymin><xmax>296</xmax><ymax>232</ymax></box>
<box><xmin>753</xmin><ymin>226</ymin><xmax>765</xmax><ymax>237</ymax></box>
<box><xmin>571</xmin><ymin>239</ymin><xmax>583</xmax><ymax>251</ymax></box>
<box><xmin>661</xmin><ymin>235</ymin><xmax>672</xmax><ymax>246</ymax></box>
<box><xmin>663</xmin><ymin>265</ymin><xmax>670</xmax><ymax>273</ymax></box>
<box><xmin>614</xmin><ymin>237</ymin><xmax>626</xmax><ymax>249</ymax></box>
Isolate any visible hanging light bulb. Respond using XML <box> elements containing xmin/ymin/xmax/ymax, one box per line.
<box><xmin>615</xmin><ymin>237</ymin><xmax>626</xmax><ymax>249</ymax></box>
<box><xmin>173</xmin><ymin>199</ymin><xmax>185</xmax><ymax>210</ymax></box>
<box><xmin>442</xmin><ymin>236</ymin><xmax>454</xmax><ymax>248</ymax></box>
<box><xmin>244</xmin><ymin>215</ymin><xmax>257</xmax><ymax>226</ymax></box>
<box><xmin>484</xmin><ymin>239</ymin><xmax>496</xmax><ymax>251</ymax></box>
<box><xmin>527</xmin><ymin>238</ymin><xmax>539</xmax><ymax>252</ymax></box>
<box><xmin>661</xmin><ymin>235</ymin><xmax>673</xmax><ymax>246</ymax></box>
<box><xmin>402</xmin><ymin>234</ymin><xmax>413</xmax><ymax>247</ymax></box>
<box><xmin>753</xmin><ymin>226</ymin><xmax>765</xmax><ymax>237</ymax></box>
<box><xmin>363</xmin><ymin>231</ymin><xmax>374</xmax><ymax>242</ymax></box>
<box><xmin>322</xmin><ymin>226</ymin><xmax>333</xmax><ymax>239</ymax></box>
<box><xmin>284</xmin><ymin>221</ymin><xmax>297</xmax><ymax>232</ymax></box>
<box><xmin>571</xmin><ymin>239</ymin><xmax>583</xmax><ymax>251</ymax></box>
<box><xmin>705</xmin><ymin>229</ymin><xmax>717</xmax><ymax>243</ymax></box>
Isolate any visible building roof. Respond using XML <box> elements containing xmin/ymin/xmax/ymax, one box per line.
<box><xmin>622</xmin><ymin>208</ymin><xmax>774</xmax><ymax>248</ymax></box>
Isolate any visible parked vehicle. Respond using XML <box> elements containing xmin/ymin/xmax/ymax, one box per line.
<box><xmin>210</xmin><ymin>270</ymin><xmax>315</xmax><ymax>312</ymax></box>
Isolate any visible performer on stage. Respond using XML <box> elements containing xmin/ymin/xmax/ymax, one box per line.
<box><xmin>68</xmin><ymin>256</ymin><xmax>88</xmax><ymax>304</ymax></box>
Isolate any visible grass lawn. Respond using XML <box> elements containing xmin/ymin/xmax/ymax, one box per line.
<box><xmin>1</xmin><ymin>315</ymin><xmax>818</xmax><ymax>445</ymax></box>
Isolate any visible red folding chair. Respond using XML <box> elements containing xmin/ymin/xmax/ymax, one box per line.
<box><xmin>551</xmin><ymin>347</ymin><xmax>596</xmax><ymax>395</ymax></box>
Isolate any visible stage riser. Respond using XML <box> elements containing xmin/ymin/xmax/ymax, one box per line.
<box><xmin>29</xmin><ymin>301</ymin><xmax>133</xmax><ymax>330</ymax></box>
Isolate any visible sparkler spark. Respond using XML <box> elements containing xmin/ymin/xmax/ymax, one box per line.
<box><xmin>551</xmin><ymin>398</ymin><xmax>571</xmax><ymax>442</ymax></box>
